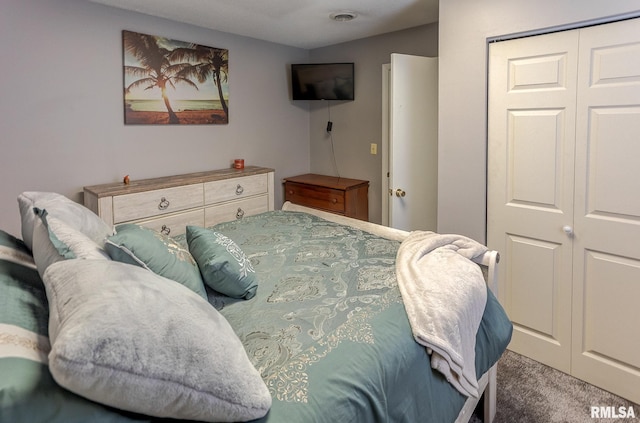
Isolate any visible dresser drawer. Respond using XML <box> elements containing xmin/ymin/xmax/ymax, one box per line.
<box><xmin>204</xmin><ymin>174</ymin><xmax>268</xmax><ymax>205</ymax></box>
<box><xmin>135</xmin><ymin>209</ymin><xmax>204</xmax><ymax>237</ymax></box>
<box><xmin>205</xmin><ymin>196</ymin><xmax>269</xmax><ymax>227</ymax></box>
<box><xmin>112</xmin><ymin>184</ymin><xmax>204</xmax><ymax>223</ymax></box>
<box><xmin>284</xmin><ymin>182</ymin><xmax>345</xmax><ymax>214</ymax></box>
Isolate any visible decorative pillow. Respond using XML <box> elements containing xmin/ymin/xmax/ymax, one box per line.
<box><xmin>38</xmin><ymin>210</ymin><xmax>109</xmax><ymax>260</ymax></box>
<box><xmin>17</xmin><ymin>191</ymin><xmax>114</xmax><ymax>252</ymax></box>
<box><xmin>0</xmin><ymin>230</ymin><xmax>142</xmax><ymax>423</ymax></box>
<box><xmin>186</xmin><ymin>225</ymin><xmax>258</xmax><ymax>299</ymax></box>
<box><xmin>31</xmin><ymin>211</ymin><xmax>110</xmax><ymax>277</ymax></box>
<box><xmin>0</xmin><ymin>229</ymin><xmax>34</xmax><ymax>267</ymax></box>
<box><xmin>105</xmin><ymin>224</ymin><xmax>206</xmax><ymax>299</ymax></box>
<box><xmin>42</xmin><ymin>259</ymin><xmax>272</xmax><ymax>422</ymax></box>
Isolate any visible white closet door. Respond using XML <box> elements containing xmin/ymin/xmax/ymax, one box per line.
<box><xmin>571</xmin><ymin>18</ymin><xmax>640</xmax><ymax>404</ymax></box>
<box><xmin>487</xmin><ymin>31</ymin><xmax>579</xmax><ymax>373</ymax></box>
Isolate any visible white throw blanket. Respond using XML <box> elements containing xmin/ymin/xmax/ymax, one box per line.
<box><xmin>396</xmin><ymin>231</ymin><xmax>488</xmax><ymax>398</ymax></box>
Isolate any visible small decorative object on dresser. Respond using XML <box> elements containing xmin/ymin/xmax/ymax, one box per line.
<box><xmin>283</xmin><ymin>173</ymin><xmax>369</xmax><ymax>221</ymax></box>
<box><xmin>83</xmin><ymin>166</ymin><xmax>274</xmax><ymax>236</ymax></box>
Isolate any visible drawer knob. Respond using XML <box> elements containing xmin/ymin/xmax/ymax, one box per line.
<box><xmin>160</xmin><ymin>225</ymin><xmax>171</xmax><ymax>236</ymax></box>
<box><xmin>158</xmin><ymin>197</ymin><xmax>170</xmax><ymax>210</ymax></box>
<box><xmin>236</xmin><ymin>207</ymin><xmax>245</xmax><ymax>219</ymax></box>
<box><xmin>332</xmin><ymin>198</ymin><xmax>337</xmax><ymax>204</ymax></box>
<box><xmin>288</xmin><ymin>190</ymin><xmax>294</xmax><ymax>195</ymax></box>
<box><xmin>235</xmin><ymin>184</ymin><xmax>244</xmax><ymax>195</ymax></box>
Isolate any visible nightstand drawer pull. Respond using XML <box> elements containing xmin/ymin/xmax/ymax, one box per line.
<box><xmin>236</xmin><ymin>208</ymin><xmax>245</xmax><ymax>219</ymax></box>
<box><xmin>160</xmin><ymin>225</ymin><xmax>171</xmax><ymax>235</ymax></box>
<box><xmin>235</xmin><ymin>184</ymin><xmax>244</xmax><ymax>195</ymax></box>
<box><xmin>158</xmin><ymin>197</ymin><xmax>170</xmax><ymax>210</ymax></box>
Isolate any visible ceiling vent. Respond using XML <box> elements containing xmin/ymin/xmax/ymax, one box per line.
<box><xmin>330</xmin><ymin>11</ymin><xmax>357</xmax><ymax>22</ymax></box>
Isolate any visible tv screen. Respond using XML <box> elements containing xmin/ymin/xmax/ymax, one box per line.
<box><xmin>291</xmin><ymin>63</ymin><xmax>354</xmax><ymax>100</ymax></box>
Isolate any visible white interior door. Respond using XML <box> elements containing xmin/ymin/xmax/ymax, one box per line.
<box><xmin>383</xmin><ymin>54</ymin><xmax>438</xmax><ymax>231</ymax></box>
<box><xmin>488</xmin><ymin>31</ymin><xmax>579</xmax><ymax>373</ymax></box>
<box><xmin>571</xmin><ymin>18</ymin><xmax>640</xmax><ymax>404</ymax></box>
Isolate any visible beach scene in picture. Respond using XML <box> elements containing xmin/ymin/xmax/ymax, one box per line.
<box><xmin>123</xmin><ymin>30</ymin><xmax>229</xmax><ymax>125</ymax></box>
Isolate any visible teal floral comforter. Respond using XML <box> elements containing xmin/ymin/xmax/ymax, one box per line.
<box><xmin>178</xmin><ymin>210</ymin><xmax>512</xmax><ymax>423</ymax></box>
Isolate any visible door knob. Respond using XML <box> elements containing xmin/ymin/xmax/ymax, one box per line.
<box><xmin>395</xmin><ymin>189</ymin><xmax>406</xmax><ymax>197</ymax></box>
<box><xmin>563</xmin><ymin>225</ymin><xmax>573</xmax><ymax>236</ymax></box>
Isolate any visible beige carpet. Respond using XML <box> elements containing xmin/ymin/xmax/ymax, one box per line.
<box><xmin>470</xmin><ymin>350</ymin><xmax>639</xmax><ymax>423</ymax></box>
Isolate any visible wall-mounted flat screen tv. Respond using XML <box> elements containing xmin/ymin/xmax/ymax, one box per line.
<box><xmin>291</xmin><ymin>63</ymin><xmax>354</xmax><ymax>100</ymax></box>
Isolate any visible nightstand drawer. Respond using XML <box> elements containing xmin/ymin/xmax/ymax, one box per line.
<box><xmin>135</xmin><ymin>209</ymin><xmax>205</xmax><ymax>237</ymax></box>
<box><xmin>282</xmin><ymin>174</ymin><xmax>368</xmax><ymax>221</ymax></box>
<box><xmin>204</xmin><ymin>196</ymin><xmax>269</xmax><ymax>227</ymax></box>
<box><xmin>204</xmin><ymin>174</ymin><xmax>268</xmax><ymax>204</ymax></box>
<box><xmin>112</xmin><ymin>184</ymin><xmax>204</xmax><ymax>223</ymax></box>
<box><xmin>285</xmin><ymin>182</ymin><xmax>345</xmax><ymax>213</ymax></box>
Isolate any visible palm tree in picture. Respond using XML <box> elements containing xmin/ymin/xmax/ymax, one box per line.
<box><xmin>123</xmin><ymin>30</ymin><xmax>197</xmax><ymax>124</ymax></box>
<box><xmin>170</xmin><ymin>45</ymin><xmax>229</xmax><ymax>121</ymax></box>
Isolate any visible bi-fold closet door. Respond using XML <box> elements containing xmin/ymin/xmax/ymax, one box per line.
<box><xmin>487</xmin><ymin>18</ymin><xmax>640</xmax><ymax>404</ymax></box>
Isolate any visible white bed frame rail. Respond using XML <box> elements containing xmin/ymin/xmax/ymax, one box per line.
<box><xmin>281</xmin><ymin>202</ymin><xmax>500</xmax><ymax>423</ymax></box>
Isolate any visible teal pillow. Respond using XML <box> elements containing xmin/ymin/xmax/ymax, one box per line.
<box><xmin>186</xmin><ymin>226</ymin><xmax>258</xmax><ymax>299</ymax></box>
<box><xmin>0</xmin><ymin>229</ymin><xmax>33</xmax><ymax>263</ymax></box>
<box><xmin>0</xmin><ymin>230</ymin><xmax>47</xmax><ymax>338</ymax></box>
<box><xmin>105</xmin><ymin>224</ymin><xmax>206</xmax><ymax>299</ymax></box>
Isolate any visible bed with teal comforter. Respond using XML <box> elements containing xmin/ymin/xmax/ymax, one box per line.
<box><xmin>1</xmin><ymin>206</ymin><xmax>511</xmax><ymax>423</ymax></box>
<box><xmin>183</xmin><ymin>210</ymin><xmax>513</xmax><ymax>423</ymax></box>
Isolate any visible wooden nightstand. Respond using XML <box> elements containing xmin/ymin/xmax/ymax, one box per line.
<box><xmin>283</xmin><ymin>174</ymin><xmax>369</xmax><ymax>221</ymax></box>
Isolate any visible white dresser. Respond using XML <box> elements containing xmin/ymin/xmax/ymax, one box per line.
<box><xmin>83</xmin><ymin>166</ymin><xmax>275</xmax><ymax>236</ymax></box>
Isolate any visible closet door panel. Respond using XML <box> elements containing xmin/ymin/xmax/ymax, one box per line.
<box><xmin>487</xmin><ymin>30</ymin><xmax>579</xmax><ymax>373</ymax></box>
<box><xmin>586</xmin><ymin>108</ymin><xmax>640</xmax><ymax>218</ymax></box>
<box><xmin>506</xmin><ymin>235</ymin><xmax>563</xmax><ymax>340</ymax></box>
<box><xmin>572</xmin><ymin>17</ymin><xmax>640</xmax><ymax>405</ymax></box>
<box><xmin>581</xmin><ymin>251</ymin><xmax>640</xmax><ymax>368</ymax></box>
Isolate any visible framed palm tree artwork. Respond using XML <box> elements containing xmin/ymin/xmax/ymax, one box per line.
<box><xmin>123</xmin><ymin>30</ymin><xmax>229</xmax><ymax>125</ymax></box>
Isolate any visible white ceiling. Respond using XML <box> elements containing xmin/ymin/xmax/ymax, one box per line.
<box><xmin>89</xmin><ymin>0</ymin><xmax>439</xmax><ymax>49</ymax></box>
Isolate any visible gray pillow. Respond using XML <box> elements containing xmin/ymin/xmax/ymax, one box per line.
<box><xmin>18</xmin><ymin>192</ymin><xmax>113</xmax><ymax>252</ymax></box>
<box><xmin>31</xmin><ymin>211</ymin><xmax>110</xmax><ymax>277</ymax></box>
<box><xmin>42</xmin><ymin>259</ymin><xmax>272</xmax><ymax>422</ymax></box>
<box><xmin>0</xmin><ymin>230</ymin><xmax>140</xmax><ymax>423</ymax></box>
<box><xmin>186</xmin><ymin>225</ymin><xmax>258</xmax><ymax>299</ymax></box>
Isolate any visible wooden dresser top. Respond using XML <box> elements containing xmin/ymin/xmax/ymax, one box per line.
<box><xmin>282</xmin><ymin>174</ymin><xmax>369</xmax><ymax>191</ymax></box>
<box><xmin>84</xmin><ymin>166</ymin><xmax>274</xmax><ymax>197</ymax></box>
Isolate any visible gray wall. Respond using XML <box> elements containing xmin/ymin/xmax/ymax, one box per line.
<box><xmin>0</xmin><ymin>0</ymin><xmax>310</xmax><ymax>237</ymax></box>
<box><xmin>438</xmin><ymin>0</ymin><xmax>640</xmax><ymax>243</ymax></box>
<box><xmin>10</xmin><ymin>0</ymin><xmax>628</xmax><ymax>244</ymax></box>
<box><xmin>0</xmin><ymin>0</ymin><xmax>439</xmax><ymax>238</ymax></box>
<box><xmin>308</xmin><ymin>24</ymin><xmax>439</xmax><ymax>225</ymax></box>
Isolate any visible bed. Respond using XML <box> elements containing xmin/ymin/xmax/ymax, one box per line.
<box><xmin>1</xmin><ymin>192</ymin><xmax>512</xmax><ymax>423</ymax></box>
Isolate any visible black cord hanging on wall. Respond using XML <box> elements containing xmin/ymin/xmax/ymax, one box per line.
<box><xmin>326</xmin><ymin>101</ymin><xmax>340</xmax><ymax>178</ymax></box>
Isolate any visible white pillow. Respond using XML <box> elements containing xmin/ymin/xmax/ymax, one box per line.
<box><xmin>42</xmin><ymin>259</ymin><xmax>272</xmax><ymax>422</ymax></box>
<box><xmin>18</xmin><ymin>192</ymin><xmax>113</xmax><ymax>251</ymax></box>
<box><xmin>32</xmin><ymin>213</ymin><xmax>109</xmax><ymax>277</ymax></box>
<box><xmin>18</xmin><ymin>191</ymin><xmax>61</xmax><ymax>251</ymax></box>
